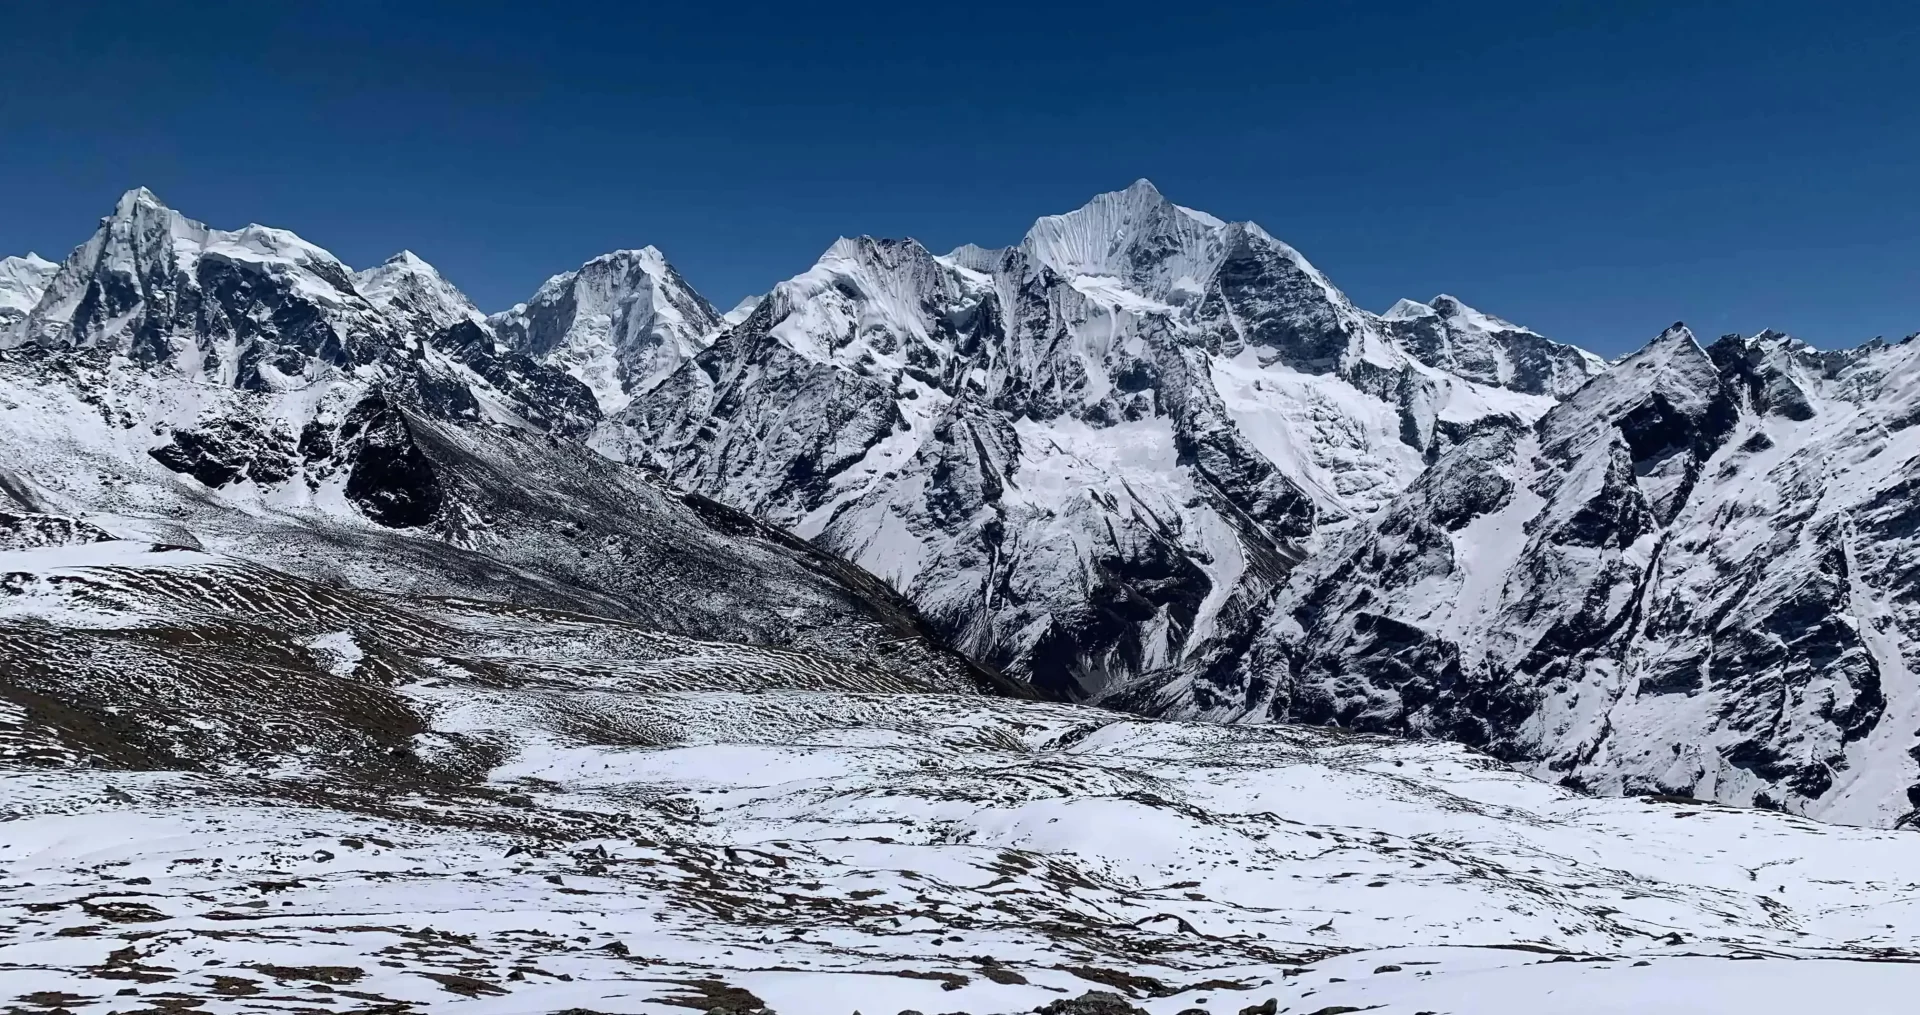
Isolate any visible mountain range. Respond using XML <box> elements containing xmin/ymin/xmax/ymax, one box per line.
<box><xmin>8</xmin><ymin>181</ymin><xmax>1920</xmax><ymax>826</ymax></box>
<box><xmin>5</xmin><ymin>181</ymin><xmax>1920</xmax><ymax>1012</ymax></box>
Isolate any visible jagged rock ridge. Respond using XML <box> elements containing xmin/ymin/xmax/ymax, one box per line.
<box><xmin>1116</xmin><ymin>321</ymin><xmax>1920</xmax><ymax>828</ymax></box>
<box><xmin>1381</xmin><ymin>293</ymin><xmax>1607</xmax><ymax>397</ymax></box>
<box><xmin>0</xmin><ymin>189</ymin><xmax>1009</xmax><ymax>739</ymax></box>
<box><xmin>11</xmin><ymin>182</ymin><xmax>1920</xmax><ymax>830</ymax></box>
<box><xmin>604</xmin><ymin>180</ymin><xmax>1568</xmax><ymax>699</ymax></box>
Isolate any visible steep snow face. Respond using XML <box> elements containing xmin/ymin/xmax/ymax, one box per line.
<box><xmin>17</xmin><ymin>189</ymin><xmax>400</xmax><ymax>388</ymax></box>
<box><xmin>0</xmin><ymin>252</ymin><xmax>57</xmax><ymax>341</ymax></box>
<box><xmin>351</xmin><ymin>250</ymin><xmax>489</xmax><ymax>339</ymax></box>
<box><xmin>487</xmin><ymin>247</ymin><xmax>721</xmax><ymax>413</ymax></box>
<box><xmin>720</xmin><ymin>292</ymin><xmax>762</xmax><ymax>327</ymax></box>
<box><xmin>1021</xmin><ymin>177</ymin><xmax>1231</xmax><ymax>303</ymax></box>
<box><xmin>1382</xmin><ymin>293</ymin><xmax>1609</xmax><ymax>396</ymax></box>
<box><xmin>765</xmin><ymin>235</ymin><xmax>992</xmax><ymax>371</ymax></box>
<box><xmin>1131</xmin><ymin>321</ymin><xmax>1920</xmax><ymax>828</ymax></box>
<box><xmin>613</xmin><ymin>181</ymin><xmax>1571</xmax><ymax>698</ymax></box>
<box><xmin>943</xmin><ymin>241</ymin><xmax>1007</xmax><ymax>273</ymax></box>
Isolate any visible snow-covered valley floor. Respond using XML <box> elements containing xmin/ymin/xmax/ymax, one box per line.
<box><xmin>6</xmin><ymin>690</ymin><xmax>1920</xmax><ymax>1015</ymax></box>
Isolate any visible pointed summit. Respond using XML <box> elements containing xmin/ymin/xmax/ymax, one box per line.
<box><xmin>1651</xmin><ymin>322</ymin><xmax>1697</xmax><ymax>349</ymax></box>
<box><xmin>1607</xmin><ymin>323</ymin><xmax>1712</xmax><ymax>380</ymax></box>
<box><xmin>0</xmin><ymin>252</ymin><xmax>58</xmax><ymax>286</ymax></box>
<box><xmin>353</xmin><ymin>250</ymin><xmax>487</xmax><ymax>339</ymax></box>
<box><xmin>817</xmin><ymin>234</ymin><xmax>943</xmax><ymax>279</ymax></box>
<box><xmin>1543</xmin><ymin>320</ymin><xmax>1731</xmax><ymax>456</ymax></box>
<box><xmin>721</xmin><ymin>294</ymin><xmax>762</xmax><ymax>328</ymax></box>
<box><xmin>1021</xmin><ymin>180</ymin><xmax>1230</xmax><ymax>297</ymax></box>
<box><xmin>488</xmin><ymin>244</ymin><xmax>720</xmax><ymax>412</ymax></box>
<box><xmin>112</xmin><ymin>186</ymin><xmax>167</xmax><ymax>216</ymax></box>
<box><xmin>1381</xmin><ymin>297</ymin><xmax>1439</xmax><ymax>321</ymax></box>
<box><xmin>21</xmin><ymin>189</ymin><xmax>391</xmax><ymax>379</ymax></box>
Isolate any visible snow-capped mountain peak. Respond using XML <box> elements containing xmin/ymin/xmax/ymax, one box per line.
<box><xmin>371</xmin><ymin>249</ymin><xmax>435</xmax><ymax>272</ymax></box>
<box><xmin>1610</xmin><ymin>320</ymin><xmax>1718</xmax><ymax>398</ymax></box>
<box><xmin>942</xmin><ymin>242</ymin><xmax>1008</xmax><ymax>274</ymax></box>
<box><xmin>1377</xmin><ymin>292</ymin><xmax>1608</xmax><ymax>397</ymax></box>
<box><xmin>0</xmin><ymin>251</ymin><xmax>58</xmax><ymax>276</ymax></box>
<box><xmin>352</xmin><ymin>249</ymin><xmax>489</xmax><ymax>340</ymax></box>
<box><xmin>98</xmin><ymin>188</ymin><xmax>350</xmax><ymax>280</ymax></box>
<box><xmin>759</xmin><ymin>235</ymin><xmax>979</xmax><ymax>362</ymax></box>
<box><xmin>111</xmin><ymin>185</ymin><xmax>165</xmax><ymax>217</ymax></box>
<box><xmin>486</xmin><ymin>245</ymin><xmax>721</xmax><ymax>413</ymax></box>
<box><xmin>1536</xmin><ymin>321</ymin><xmax>1731</xmax><ymax>500</ymax></box>
<box><xmin>0</xmin><ymin>252</ymin><xmax>59</xmax><ymax>341</ymax></box>
<box><xmin>612</xmin><ymin>182</ymin><xmax>1580</xmax><ymax>700</ymax></box>
<box><xmin>1</xmin><ymin>190</ymin><xmax>612</xmax><ymax>449</ymax></box>
<box><xmin>720</xmin><ymin>293</ymin><xmax>762</xmax><ymax>328</ymax></box>
<box><xmin>1381</xmin><ymin>296</ymin><xmax>1439</xmax><ymax>322</ymax></box>
<box><xmin>1430</xmin><ymin>293</ymin><xmax>1526</xmax><ymax>332</ymax></box>
<box><xmin>19</xmin><ymin>188</ymin><xmax>394</xmax><ymax>386</ymax></box>
<box><xmin>1592</xmin><ymin>323</ymin><xmax>1738</xmax><ymax>431</ymax></box>
<box><xmin>1020</xmin><ymin>178</ymin><xmax>1232</xmax><ymax>300</ymax></box>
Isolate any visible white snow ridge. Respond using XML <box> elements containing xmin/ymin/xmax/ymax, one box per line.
<box><xmin>3</xmin><ymin>183</ymin><xmax>1920</xmax><ymax>1015</ymax></box>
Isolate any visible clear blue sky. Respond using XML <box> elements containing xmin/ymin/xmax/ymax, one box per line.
<box><xmin>2</xmin><ymin>1</ymin><xmax>1915</xmax><ymax>355</ymax></box>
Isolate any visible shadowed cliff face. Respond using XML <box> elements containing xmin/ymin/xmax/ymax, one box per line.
<box><xmin>1116</xmin><ymin>323</ymin><xmax>1920</xmax><ymax>828</ymax></box>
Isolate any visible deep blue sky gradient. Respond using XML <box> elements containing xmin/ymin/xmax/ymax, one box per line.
<box><xmin>3</xmin><ymin>1</ymin><xmax>1916</xmax><ymax>355</ymax></box>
